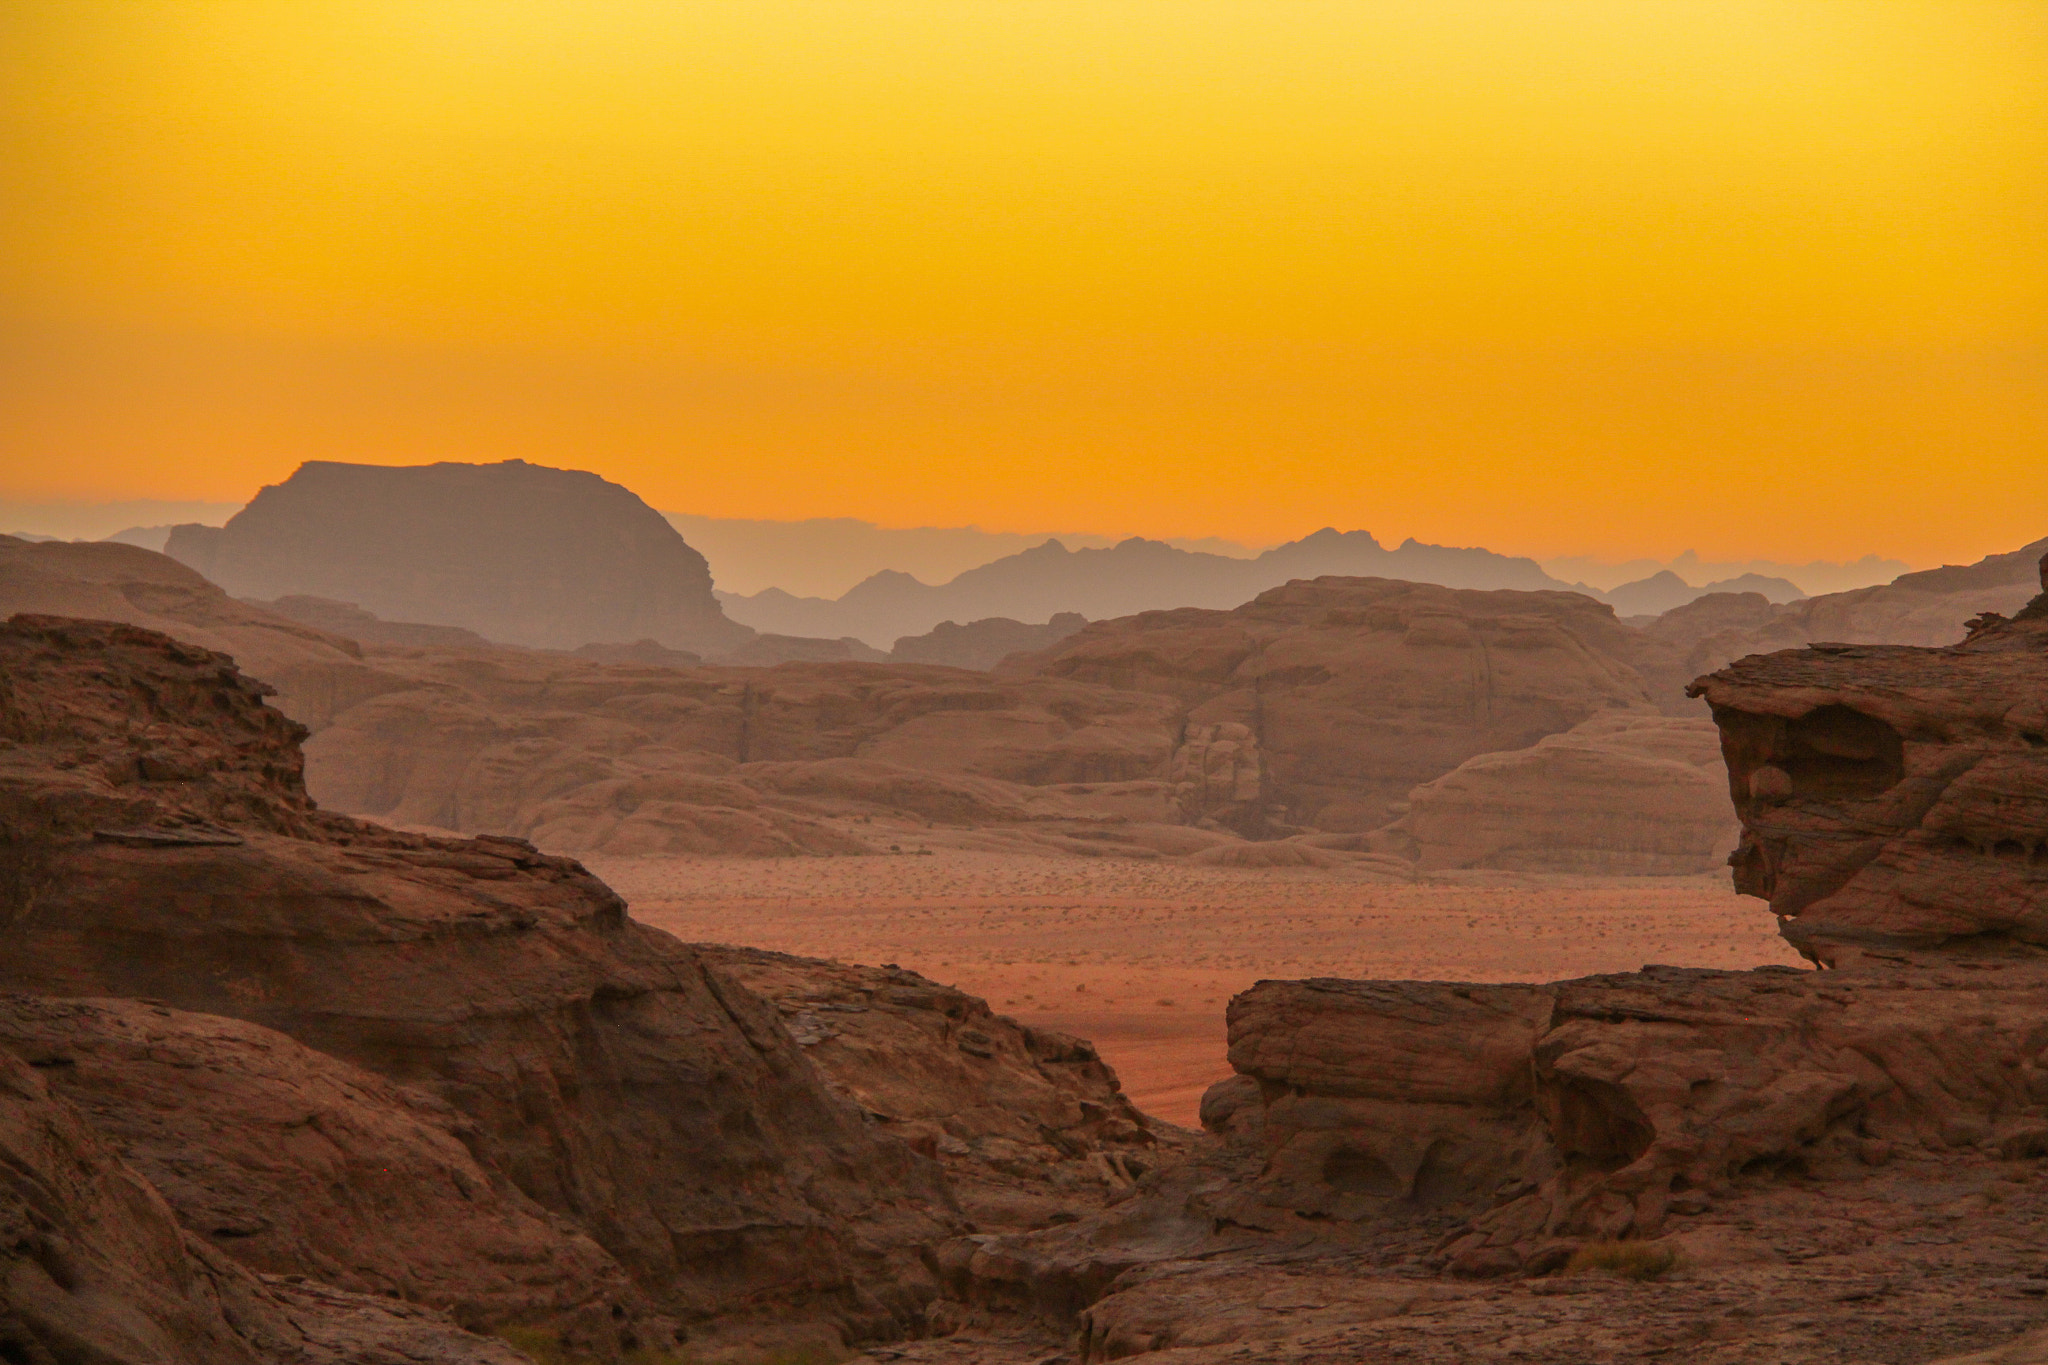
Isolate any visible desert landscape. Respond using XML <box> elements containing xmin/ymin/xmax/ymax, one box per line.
<box><xmin>601</xmin><ymin>854</ymin><xmax>1802</xmax><ymax>1124</ymax></box>
<box><xmin>5</xmin><ymin>7</ymin><xmax>2043</xmax><ymax>1364</ymax></box>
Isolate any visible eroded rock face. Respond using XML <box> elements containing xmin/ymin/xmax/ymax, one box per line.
<box><xmin>301</xmin><ymin>650</ymin><xmax>1185</xmax><ymax>857</ymax></box>
<box><xmin>0</xmin><ymin>1047</ymin><xmax>524</xmax><ymax>1365</ymax></box>
<box><xmin>1369</xmin><ymin>714</ymin><xmax>1739</xmax><ymax>873</ymax></box>
<box><xmin>164</xmin><ymin>460</ymin><xmax>753</xmax><ymax>654</ymax></box>
<box><xmin>0</xmin><ymin>994</ymin><xmax>647</xmax><ymax>1350</ymax></box>
<box><xmin>1688</xmin><ymin>568</ymin><xmax>2048</xmax><ymax>959</ymax></box>
<box><xmin>0</xmin><ymin>534</ymin><xmax>398</xmax><ymax>729</ymax></box>
<box><xmin>1005</xmin><ymin>577</ymin><xmax>1657</xmax><ymax>831</ymax></box>
<box><xmin>0</xmin><ymin>615</ymin><xmax>950</xmax><ymax>1342</ymax></box>
<box><xmin>699</xmin><ymin>948</ymin><xmax>1182</xmax><ymax>1231</ymax></box>
<box><xmin>890</xmin><ymin>614</ymin><xmax>1089</xmax><ymax>672</ymax></box>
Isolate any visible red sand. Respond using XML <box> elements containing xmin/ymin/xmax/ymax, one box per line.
<box><xmin>597</xmin><ymin>851</ymin><xmax>1804</xmax><ymax>1126</ymax></box>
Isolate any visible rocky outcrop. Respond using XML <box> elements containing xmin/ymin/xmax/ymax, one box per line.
<box><xmin>1006</xmin><ymin>577</ymin><xmax>1658</xmax><ymax>831</ymax></box>
<box><xmin>1368</xmin><ymin>713</ymin><xmax>1738</xmax><ymax>873</ymax></box>
<box><xmin>0</xmin><ymin>534</ymin><xmax>397</xmax><ymax>729</ymax></box>
<box><xmin>0</xmin><ymin>1046</ymin><xmax>525</xmax><ymax>1364</ymax></box>
<box><xmin>1622</xmin><ymin>535</ymin><xmax>2048</xmax><ymax>709</ymax></box>
<box><xmin>165</xmin><ymin>460</ymin><xmax>753</xmax><ymax>654</ymax></box>
<box><xmin>0</xmin><ymin>615</ymin><xmax>951</xmax><ymax>1347</ymax></box>
<box><xmin>699</xmin><ymin>948</ymin><xmax>1182</xmax><ymax>1230</ymax></box>
<box><xmin>255</xmin><ymin>594</ymin><xmax>499</xmax><ymax>650</ymax></box>
<box><xmin>890</xmin><ymin>614</ymin><xmax>1089</xmax><ymax>671</ymax></box>
<box><xmin>0</xmin><ymin>994</ymin><xmax>647</xmax><ymax>1350</ymax></box>
<box><xmin>1688</xmin><ymin>553</ymin><xmax>2048</xmax><ymax>960</ymax></box>
<box><xmin>300</xmin><ymin>651</ymin><xmax>1186</xmax><ymax>856</ymax></box>
<box><xmin>719</xmin><ymin>632</ymin><xmax>890</xmax><ymax>666</ymax></box>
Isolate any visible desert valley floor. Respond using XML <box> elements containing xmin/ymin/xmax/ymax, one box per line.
<box><xmin>597</xmin><ymin>853</ymin><xmax>1807</xmax><ymax>1127</ymax></box>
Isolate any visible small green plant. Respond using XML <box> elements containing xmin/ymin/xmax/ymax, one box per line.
<box><xmin>1564</xmin><ymin>1240</ymin><xmax>1678</xmax><ymax>1281</ymax></box>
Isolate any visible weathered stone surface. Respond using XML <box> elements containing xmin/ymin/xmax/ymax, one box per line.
<box><xmin>0</xmin><ymin>615</ymin><xmax>951</xmax><ymax>1343</ymax></box>
<box><xmin>0</xmin><ymin>994</ymin><xmax>648</xmax><ymax>1350</ymax></box>
<box><xmin>0</xmin><ymin>534</ymin><xmax>399</xmax><ymax>729</ymax></box>
<box><xmin>1688</xmin><ymin>561</ymin><xmax>2048</xmax><ymax>958</ymax></box>
<box><xmin>300</xmin><ymin>650</ymin><xmax>1185</xmax><ymax>856</ymax></box>
<box><xmin>1005</xmin><ymin>577</ymin><xmax>1658</xmax><ymax>831</ymax></box>
<box><xmin>165</xmin><ymin>459</ymin><xmax>753</xmax><ymax>654</ymax></box>
<box><xmin>1370</xmin><ymin>714</ymin><xmax>1739</xmax><ymax>873</ymax></box>
<box><xmin>0</xmin><ymin>1047</ymin><xmax>524</xmax><ymax>1365</ymax></box>
<box><xmin>700</xmin><ymin>947</ymin><xmax>1182</xmax><ymax>1231</ymax></box>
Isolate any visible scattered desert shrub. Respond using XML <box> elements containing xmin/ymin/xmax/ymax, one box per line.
<box><xmin>1564</xmin><ymin>1240</ymin><xmax>1678</xmax><ymax>1281</ymax></box>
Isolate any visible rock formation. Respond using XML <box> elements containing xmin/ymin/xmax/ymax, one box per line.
<box><xmin>699</xmin><ymin>948</ymin><xmax>1183</xmax><ymax>1231</ymax></box>
<box><xmin>1622</xmin><ymin>535</ymin><xmax>2048</xmax><ymax>709</ymax></box>
<box><xmin>0</xmin><ymin>994</ymin><xmax>642</xmax><ymax>1346</ymax></box>
<box><xmin>0</xmin><ymin>615</ymin><xmax>953</xmax><ymax>1351</ymax></box>
<box><xmin>1368</xmin><ymin>713</ymin><xmax>1739</xmax><ymax>873</ymax></box>
<box><xmin>1688</xmin><ymin>553</ymin><xmax>2048</xmax><ymax>961</ymax></box>
<box><xmin>298</xmin><ymin>650</ymin><xmax>1191</xmax><ymax>857</ymax></box>
<box><xmin>1006</xmin><ymin>577</ymin><xmax>1659</xmax><ymax>831</ymax></box>
<box><xmin>164</xmin><ymin>460</ymin><xmax>753</xmax><ymax>654</ymax></box>
<box><xmin>891</xmin><ymin>613</ymin><xmax>1088</xmax><ymax>671</ymax></box>
<box><xmin>0</xmin><ymin>533</ymin><xmax>392</xmax><ymax>729</ymax></box>
<box><xmin>0</xmin><ymin>1044</ymin><xmax>526</xmax><ymax>1364</ymax></box>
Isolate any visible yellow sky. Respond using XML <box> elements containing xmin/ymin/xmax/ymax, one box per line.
<box><xmin>2</xmin><ymin>1</ymin><xmax>2042</xmax><ymax>563</ymax></box>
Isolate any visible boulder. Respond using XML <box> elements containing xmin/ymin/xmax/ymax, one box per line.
<box><xmin>164</xmin><ymin>460</ymin><xmax>752</xmax><ymax>654</ymax></box>
<box><xmin>1006</xmin><ymin>577</ymin><xmax>1658</xmax><ymax>830</ymax></box>
<box><xmin>1371</xmin><ymin>713</ymin><xmax>1739</xmax><ymax>873</ymax></box>
<box><xmin>0</xmin><ymin>615</ymin><xmax>951</xmax><ymax>1344</ymax></box>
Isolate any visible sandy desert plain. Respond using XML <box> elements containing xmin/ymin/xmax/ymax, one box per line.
<box><xmin>595</xmin><ymin>850</ymin><xmax>1804</xmax><ymax>1127</ymax></box>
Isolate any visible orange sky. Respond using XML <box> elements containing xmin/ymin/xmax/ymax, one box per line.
<box><xmin>2</xmin><ymin>2</ymin><xmax>2042</xmax><ymax>563</ymax></box>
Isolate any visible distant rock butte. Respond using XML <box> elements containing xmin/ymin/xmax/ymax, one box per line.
<box><xmin>1005</xmin><ymin>576</ymin><xmax>1659</xmax><ymax>832</ymax></box>
<box><xmin>890</xmin><ymin>612</ymin><xmax>1088</xmax><ymax>671</ymax></box>
<box><xmin>1368</xmin><ymin>713</ymin><xmax>1739</xmax><ymax>874</ymax></box>
<box><xmin>164</xmin><ymin>460</ymin><xmax>753</xmax><ymax>655</ymax></box>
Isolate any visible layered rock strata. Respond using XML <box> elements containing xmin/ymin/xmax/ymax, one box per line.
<box><xmin>1005</xmin><ymin>577</ymin><xmax>1658</xmax><ymax>831</ymax></box>
<box><xmin>1369</xmin><ymin>713</ymin><xmax>1739</xmax><ymax>873</ymax></box>
<box><xmin>0</xmin><ymin>615</ymin><xmax>951</xmax><ymax>1348</ymax></box>
<box><xmin>0</xmin><ymin>1046</ymin><xmax>526</xmax><ymax>1364</ymax></box>
<box><xmin>1688</xmin><ymin>556</ymin><xmax>2048</xmax><ymax>959</ymax></box>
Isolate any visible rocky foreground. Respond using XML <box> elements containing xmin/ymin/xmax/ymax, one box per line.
<box><xmin>7</xmin><ymin>553</ymin><xmax>2048</xmax><ymax>1363</ymax></box>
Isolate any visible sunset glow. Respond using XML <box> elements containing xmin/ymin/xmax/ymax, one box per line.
<box><xmin>3</xmin><ymin>1</ymin><xmax>2042</xmax><ymax>562</ymax></box>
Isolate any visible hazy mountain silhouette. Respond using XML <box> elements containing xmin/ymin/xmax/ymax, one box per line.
<box><xmin>720</xmin><ymin>528</ymin><xmax>1579</xmax><ymax>647</ymax></box>
<box><xmin>1603</xmin><ymin>569</ymin><xmax>1804</xmax><ymax>618</ymax></box>
<box><xmin>165</xmin><ymin>460</ymin><xmax>753</xmax><ymax>653</ymax></box>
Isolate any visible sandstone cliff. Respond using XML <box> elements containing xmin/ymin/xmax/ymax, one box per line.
<box><xmin>1687</xmin><ymin>551</ymin><xmax>2048</xmax><ymax>962</ymax></box>
<box><xmin>164</xmin><ymin>460</ymin><xmax>753</xmax><ymax>654</ymax></box>
<box><xmin>0</xmin><ymin>615</ymin><xmax>952</xmax><ymax>1350</ymax></box>
<box><xmin>0</xmin><ymin>1044</ymin><xmax>527</xmax><ymax>1363</ymax></box>
<box><xmin>1005</xmin><ymin>577</ymin><xmax>1658</xmax><ymax>831</ymax></box>
<box><xmin>890</xmin><ymin>613</ymin><xmax>1088</xmax><ymax>671</ymax></box>
<box><xmin>1369</xmin><ymin>713</ymin><xmax>1739</xmax><ymax>873</ymax></box>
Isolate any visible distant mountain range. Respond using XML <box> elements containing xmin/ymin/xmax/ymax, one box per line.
<box><xmin>719</xmin><ymin>528</ymin><xmax>1582</xmax><ymax>647</ymax></box>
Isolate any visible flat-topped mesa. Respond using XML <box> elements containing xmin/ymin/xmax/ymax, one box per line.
<box><xmin>1688</xmin><ymin>555</ymin><xmax>2048</xmax><ymax>962</ymax></box>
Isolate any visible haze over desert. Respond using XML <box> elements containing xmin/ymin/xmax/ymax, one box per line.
<box><xmin>3</xmin><ymin>4</ymin><xmax>2045</xmax><ymax>1364</ymax></box>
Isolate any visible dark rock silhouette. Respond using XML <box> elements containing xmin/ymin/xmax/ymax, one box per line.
<box><xmin>165</xmin><ymin>460</ymin><xmax>752</xmax><ymax>654</ymax></box>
